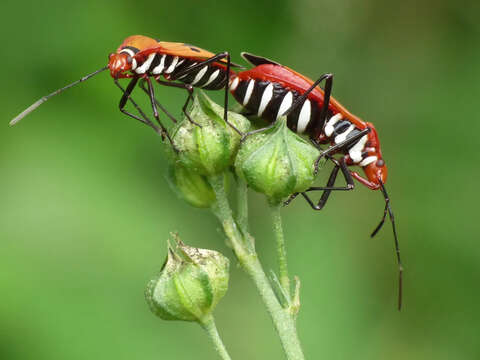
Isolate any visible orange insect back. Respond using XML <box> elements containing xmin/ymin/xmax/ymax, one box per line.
<box><xmin>108</xmin><ymin>35</ymin><xmax>159</xmax><ymax>78</ymax></box>
<box><xmin>116</xmin><ymin>35</ymin><xmax>159</xmax><ymax>53</ymax></box>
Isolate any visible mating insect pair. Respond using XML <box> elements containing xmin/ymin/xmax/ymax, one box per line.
<box><xmin>10</xmin><ymin>35</ymin><xmax>403</xmax><ymax>309</ymax></box>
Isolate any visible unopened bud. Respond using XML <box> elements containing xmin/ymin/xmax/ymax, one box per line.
<box><xmin>235</xmin><ymin>118</ymin><xmax>320</xmax><ymax>204</ymax></box>
<box><xmin>145</xmin><ymin>235</ymin><xmax>230</xmax><ymax>323</ymax></box>
<box><xmin>167</xmin><ymin>161</ymin><xmax>216</xmax><ymax>208</ymax></box>
<box><xmin>171</xmin><ymin>92</ymin><xmax>250</xmax><ymax>176</ymax></box>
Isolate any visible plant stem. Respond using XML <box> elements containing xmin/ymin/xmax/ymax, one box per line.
<box><xmin>270</xmin><ymin>201</ymin><xmax>290</xmax><ymax>297</ymax></box>
<box><xmin>236</xmin><ymin>177</ymin><xmax>249</xmax><ymax>234</ymax></box>
<box><xmin>209</xmin><ymin>174</ymin><xmax>305</xmax><ymax>360</ymax></box>
<box><xmin>200</xmin><ymin>314</ymin><xmax>232</xmax><ymax>360</ymax></box>
<box><xmin>240</xmin><ymin>254</ymin><xmax>304</xmax><ymax>360</ymax></box>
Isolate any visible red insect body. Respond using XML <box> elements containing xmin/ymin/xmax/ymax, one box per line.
<box><xmin>235</xmin><ymin>64</ymin><xmax>366</xmax><ymax>127</ymax></box>
<box><xmin>232</xmin><ymin>62</ymin><xmax>387</xmax><ymax>189</ymax></box>
<box><xmin>108</xmin><ymin>35</ymin><xmax>233</xmax><ymax>80</ymax></box>
<box><xmin>232</xmin><ymin>54</ymin><xmax>402</xmax><ymax>310</ymax></box>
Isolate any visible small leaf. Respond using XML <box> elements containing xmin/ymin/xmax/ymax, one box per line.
<box><xmin>269</xmin><ymin>270</ymin><xmax>291</xmax><ymax>309</ymax></box>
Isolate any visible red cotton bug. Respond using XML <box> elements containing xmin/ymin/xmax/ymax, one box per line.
<box><xmin>229</xmin><ymin>52</ymin><xmax>403</xmax><ymax>309</ymax></box>
<box><xmin>10</xmin><ymin>35</ymin><xmax>242</xmax><ymax>144</ymax></box>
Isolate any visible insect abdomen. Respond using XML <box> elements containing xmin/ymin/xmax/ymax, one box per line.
<box><xmin>229</xmin><ymin>77</ymin><xmax>321</xmax><ymax>135</ymax></box>
<box><xmin>133</xmin><ymin>53</ymin><xmax>228</xmax><ymax>90</ymax></box>
<box><xmin>230</xmin><ymin>76</ymin><xmax>374</xmax><ymax>166</ymax></box>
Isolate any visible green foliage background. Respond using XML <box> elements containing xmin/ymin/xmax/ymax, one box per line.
<box><xmin>1</xmin><ymin>0</ymin><xmax>479</xmax><ymax>359</ymax></box>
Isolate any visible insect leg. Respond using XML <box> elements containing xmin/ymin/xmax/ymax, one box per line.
<box><xmin>138</xmin><ymin>79</ymin><xmax>178</xmax><ymax>123</ymax></box>
<box><xmin>243</xmin><ymin>74</ymin><xmax>333</xmax><ymax>143</ymax></box>
<box><xmin>144</xmin><ymin>77</ymin><xmax>176</xmax><ymax>147</ymax></box>
<box><xmin>239</xmin><ymin>121</ymin><xmax>278</xmax><ymax>143</ymax></box>
<box><xmin>283</xmin><ymin>73</ymin><xmax>333</xmax><ymax>135</ymax></box>
<box><xmin>222</xmin><ymin>52</ymin><xmax>244</xmax><ymax>136</ymax></box>
<box><xmin>314</xmin><ymin>127</ymin><xmax>371</xmax><ymax>174</ymax></box>
<box><xmin>283</xmin><ymin>192</ymin><xmax>301</xmax><ymax>206</ymax></box>
<box><xmin>285</xmin><ymin>157</ymin><xmax>354</xmax><ymax>210</ymax></box>
<box><xmin>154</xmin><ymin>79</ymin><xmax>201</xmax><ymax>127</ymax></box>
<box><xmin>308</xmin><ymin>157</ymin><xmax>355</xmax><ymax>191</ymax></box>
<box><xmin>115</xmin><ymin>78</ymin><xmax>163</xmax><ymax>136</ymax></box>
<box><xmin>285</xmin><ymin>163</ymin><xmax>339</xmax><ymax>209</ymax></box>
<box><xmin>169</xmin><ymin>52</ymin><xmax>243</xmax><ymax>135</ymax></box>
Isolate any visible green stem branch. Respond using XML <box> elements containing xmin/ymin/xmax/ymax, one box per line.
<box><xmin>236</xmin><ymin>177</ymin><xmax>249</xmax><ymax>234</ymax></box>
<box><xmin>200</xmin><ymin>315</ymin><xmax>232</xmax><ymax>360</ymax></box>
<box><xmin>209</xmin><ymin>174</ymin><xmax>304</xmax><ymax>360</ymax></box>
<box><xmin>270</xmin><ymin>202</ymin><xmax>290</xmax><ymax>297</ymax></box>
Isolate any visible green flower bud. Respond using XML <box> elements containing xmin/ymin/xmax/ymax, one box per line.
<box><xmin>145</xmin><ymin>235</ymin><xmax>230</xmax><ymax>323</ymax></box>
<box><xmin>171</xmin><ymin>92</ymin><xmax>250</xmax><ymax>176</ymax></box>
<box><xmin>235</xmin><ymin>117</ymin><xmax>321</xmax><ymax>204</ymax></box>
<box><xmin>167</xmin><ymin>161</ymin><xmax>216</xmax><ymax>208</ymax></box>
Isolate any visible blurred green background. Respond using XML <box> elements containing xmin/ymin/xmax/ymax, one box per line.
<box><xmin>1</xmin><ymin>0</ymin><xmax>479</xmax><ymax>359</ymax></box>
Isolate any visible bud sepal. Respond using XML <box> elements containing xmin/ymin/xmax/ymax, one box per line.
<box><xmin>145</xmin><ymin>234</ymin><xmax>230</xmax><ymax>323</ymax></box>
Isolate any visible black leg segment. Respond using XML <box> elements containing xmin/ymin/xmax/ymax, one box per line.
<box><xmin>144</xmin><ymin>77</ymin><xmax>175</xmax><ymax>146</ymax></box>
<box><xmin>139</xmin><ymin>79</ymin><xmax>178</xmax><ymax>124</ymax></box>
<box><xmin>285</xmin><ymin>156</ymin><xmax>354</xmax><ymax>210</ymax></box>
<box><xmin>314</xmin><ymin>127</ymin><xmax>371</xmax><ymax>174</ymax></box>
<box><xmin>115</xmin><ymin>78</ymin><xmax>161</xmax><ymax>134</ymax></box>
<box><xmin>168</xmin><ymin>52</ymin><xmax>243</xmax><ymax>135</ymax></box>
<box><xmin>282</xmin><ymin>73</ymin><xmax>333</xmax><ymax>135</ymax></box>
<box><xmin>154</xmin><ymin>79</ymin><xmax>200</xmax><ymax>127</ymax></box>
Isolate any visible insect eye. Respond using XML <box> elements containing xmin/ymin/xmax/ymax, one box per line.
<box><xmin>376</xmin><ymin>159</ymin><xmax>385</xmax><ymax>167</ymax></box>
<box><xmin>126</xmin><ymin>55</ymin><xmax>133</xmax><ymax>64</ymax></box>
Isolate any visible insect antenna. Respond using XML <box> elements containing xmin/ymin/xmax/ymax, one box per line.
<box><xmin>371</xmin><ymin>179</ymin><xmax>403</xmax><ymax>311</ymax></box>
<box><xmin>10</xmin><ymin>66</ymin><xmax>109</xmax><ymax>126</ymax></box>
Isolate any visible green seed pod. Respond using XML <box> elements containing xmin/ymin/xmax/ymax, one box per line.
<box><xmin>171</xmin><ymin>92</ymin><xmax>250</xmax><ymax>176</ymax></box>
<box><xmin>235</xmin><ymin>117</ymin><xmax>321</xmax><ymax>204</ymax></box>
<box><xmin>145</xmin><ymin>235</ymin><xmax>230</xmax><ymax>323</ymax></box>
<box><xmin>167</xmin><ymin>161</ymin><xmax>216</xmax><ymax>208</ymax></box>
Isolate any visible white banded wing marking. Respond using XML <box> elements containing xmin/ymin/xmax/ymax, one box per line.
<box><xmin>191</xmin><ymin>66</ymin><xmax>208</xmax><ymax>85</ymax></box>
<box><xmin>257</xmin><ymin>83</ymin><xmax>273</xmax><ymax>116</ymax></box>
<box><xmin>176</xmin><ymin>62</ymin><xmax>197</xmax><ymax>80</ymax></box>
<box><xmin>297</xmin><ymin>99</ymin><xmax>311</xmax><ymax>133</ymax></box>
<box><xmin>243</xmin><ymin>79</ymin><xmax>255</xmax><ymax>106</ymax></box>
<box><xmin>135</xmin><ymin>53</ymin><xmax>156</xmax><ymax>74</ymax></box>
<box><xmin>120</xmin><ymin>48</ymin><xmax>135</xmax><ymax>57</ymax></box>
<box><xmin>202</xmin><ymin>69</ymin><xmax>220</xmax><ymax>87</ymax></box>
<box><xmin>229</xmin><ymin>77</ymin><xmax>239</xmax><ymax>91</ymax></box>
<box><xmin>165</xmin><ymin>56</ymin><xmax>179</xmax><ymax>74</ymax></box>
<box><xmin>120</xmin><ymin>49</ymin><xmax>137</xmax><ymax>70</ymax></box>
<box><xmin>334</xmin><ymin>124</ymin><xmax>355</xmax><ymax>144</ymax></box>
<box><xmin>277</xmin><ymin>91</ymin><xmax>293</xmax><ymax>119</ymax></box>
<box><xmin>348</xmin><ymin>134</ymin><xmax>368</xmax><ymax>163</ymax></box>
<box><xmin>324</xmin><ymin>113</ymin><xmax>343</xmax><ymax>137</ymax></box>
<box><xmin>152</xmin><ymin>55</ymin><xmax>166</xmax><ymax>75</ymax></box>
<box><xmin>359</xmin><ymin>156</ymin><xmax>378</xmax><ymax>167</ymax></box>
